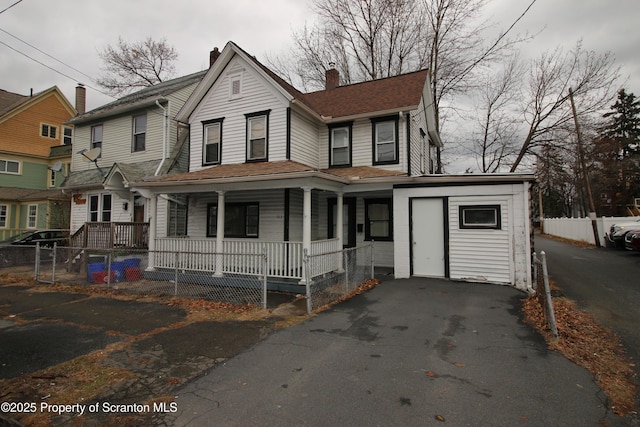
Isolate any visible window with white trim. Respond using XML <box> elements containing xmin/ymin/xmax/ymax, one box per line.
<box><xmin>329</xmin><ymin>123</ymin><xmax>352</xmax><ymax>167</ymax></box>
<box><xmin>372</xmin><ymin>116</ymin><xmax>399</xmax><ymax>164</ymax></box>
<box><xmin>41</xmin><ymin>124</ymin><xmax>58</xmax><ymax>139</ymax></box>
<box><xmin>132</xmin><ymin>114</ymin><xmax>146</xmax><ymax>152</ymax></box>
<box><xmin>459</xmin><ymin>205</ymin><xmax>501</xmax><ymax>229</ymax></box>
<box><xmin>27</xmin><ymin>204</ymin><xmax>37</xmax><ymax>228</ymax></box>
<box><xmin>0</xmin><ymin>205</ymin><xmax>7</xmax><ymax>228</ymax></box>
<box><xmin>203</xmin><ymin>118</ymin><xmax>223</xmax><ymax>165</ymax></box>
<box><xmin>246</xmin><ymin>111</ymin><xmax>269</xmax><ymax>162</ymax></box>
<box><xmin>0</xmin><ymin>159</ymin><xmax>20</xmax><ymax>174</ymax></box>
<box><xmin>49</xmin><ymin>169</ymin><xmax>56</xmax><ymax>187</ymax></box>
<box><xmin>91</xmin><ymin>124</ymin><xmax>103</xmax><ymax>151</ymax></box>
<box><xmin>229</xmin><ymin>72</ymin><xmax>243</xmax><ymax>99</ymax></box>
<box><xmin>63</xmin><ymin>126</ymin><xmax>73</xmax><ymax>145</ymax></box>
<box><xmin>88</xmin><ymin>194</ymin><xmax>112</xmax><ymax>222</ymax></box>
<box><xmin>167</xmin><ymin>194</ymin><xmax>188</xmax><ymax>237</ymax></box>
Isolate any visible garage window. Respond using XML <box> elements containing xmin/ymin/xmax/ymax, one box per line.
<box><xmin>459</xmin><ymin>205</ymin><xmax>501</xmax><ymax>229</ymax></box>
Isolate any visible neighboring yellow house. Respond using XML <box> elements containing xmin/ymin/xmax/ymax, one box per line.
<box><xmin>0</xmin><ymin>86</ymin><xmax>78</xmax><ymax>240</ymax></box>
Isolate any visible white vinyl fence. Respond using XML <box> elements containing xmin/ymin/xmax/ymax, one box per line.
<box><xmin>542</xmin><ymin>216</ymin><xmax>640</xmax><ymax>246</ymax></box>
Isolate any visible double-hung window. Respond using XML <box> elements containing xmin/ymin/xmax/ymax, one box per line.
<box><xmin>0</xmin><ymin>205</ymin><xmax>7</xmax><ymax>228</ymax></box>
<box><xmin>27</xmin><ymin>205</ymin><xmax>37</xmax><ymax>228</ymax></box>
<box><xmin>372</xmin><ymin>116</ymin><xmax>399</xmax><ymax>164</ymax></box>
<box><xmin>0</xmin><ymin>159</ymin><xmax>19</xmax><ymax>174</ymax></box>
<box><xmin>364</xmin><ymin>199</ymin><xmax>393</xmax><ymax>241</ymax></box>
<box><xmin>91</xmin><ymin>125</ymin><xmax>103</xmax><ymax>151</ymax></box>
<box><xmin>63</xmin><ymin>126</ymin><xmax>73</xmax><ymax>145</ymax></box>
<box><xmin>167</xmin><ymin>194</ymin><xmax>188</xmax><ymax>236</ymax></box>
<box><xmin>246</xmin><ymin>111</ymin><xmax>269</xmax><ymax>162</ymax></box>
<box><xmin>207</xmin><ymin>202</ymin><xmax>259</xmax><ymax>238</ymax></box>
<box><xmin>329</xmin><ymin>123</ymin><xmax>352</xmax><ymax>167</ymax></box>
<box><xmin>132</xmin><ymin>114</ymin><xmax>146</xmax><ymax>152</ymax></box>
<box><xmin>88</xmin><ymin>194</ymin><xmax>112</xmax><ymax>222</ymax></box>
<box><xmin>203</xmin><ymin>118</ymin><xmax>223</xmax><ymax>165</ymax></box>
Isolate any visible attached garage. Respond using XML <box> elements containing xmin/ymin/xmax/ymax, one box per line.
<box><xmin>392</xmin><ymin>175</ymin><xmax>534</xmax><ymax>291</ymax></box>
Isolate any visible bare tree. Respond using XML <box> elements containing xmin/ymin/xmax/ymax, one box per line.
<box><xmin>509</xmin><ymin>41</ymin><xmax>619</xmax><ymax>172</ymax></box>
<box><xmin>97</xmin><ymin>37</ymin><xmax>178</xmax><ymax>96</ymax></box>
<box><xmin>468</xmin><ymin>55</ymin><xmax>523</xmax><ymax>172</ymax></box>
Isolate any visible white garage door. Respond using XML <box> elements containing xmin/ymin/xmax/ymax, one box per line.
<box><xmin>411</xmin><ymin>198</ymin><xmax>445</xmax><ymax>277</ymax></box>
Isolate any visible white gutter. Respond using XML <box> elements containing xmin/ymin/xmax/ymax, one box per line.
<box><xmin>154</xmin><ymin>100</ymin><xmax>169</xmax><ymax>176</ymax></box>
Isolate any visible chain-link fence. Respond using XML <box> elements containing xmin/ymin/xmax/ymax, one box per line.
<box><xmin>13</xmin><ymin>242</ymin><xmax>376</xmax><ymax>314</ymax></box>
<box><xmin>304</xmin><ymin>243</ymin><xmax>374</xmax><ymax>313</ymax></box>
<box><xmin>532</xmin><ymin>251</ymin><xmax>558</xmax><ymax>340</ymax></box>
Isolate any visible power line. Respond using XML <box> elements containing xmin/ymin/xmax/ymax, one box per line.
<box><xmin>0</xmin><ymin>26</ymin><xmax>96</xmax><ymax>83</ymax></box>
<box><xmin>0</xmin><ymin>0</ymin><xmax>23</xmax><ymax>15</ymax></box>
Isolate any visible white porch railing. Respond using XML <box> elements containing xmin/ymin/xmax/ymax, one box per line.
<box><xmin>153</xmin><ymin>237</ymin><xmax>341</xmax><ymax>279</ymax></box>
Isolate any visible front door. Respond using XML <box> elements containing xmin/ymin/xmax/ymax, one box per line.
<box><xmin>329</xmin><ymin>198</ymin><xmax>356</xmax><ymax>248</ymax></box>
<box><xmin>411</xmin><ymin>197</ymin><xmax>447</xmax><ymax>277</ymax></box>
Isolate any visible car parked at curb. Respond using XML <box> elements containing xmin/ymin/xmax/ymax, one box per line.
<box><xmin>0</xmin><ymin>229</ymin><xmax>69</xmax><ymax>248</ymax></box>
<box><xmin>605</xmin><ymin>219</ymin><xmax>640</xmax><ymax>248</ymax></box>
<box><xmin>624</xmin><ymin>230</ymin><xmax>640</xmax><ymax>252</ymax></box>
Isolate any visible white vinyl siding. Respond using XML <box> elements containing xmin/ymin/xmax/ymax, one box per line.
<box><xmin>189</xmin><ymin>57</ymin><xmax>290</xmax><ymax>171</ymax></box>
<box><xmin>448</xmin><ymin>198</ymin><xmax>512</xmax><ymax>284</ymax></box>
<box><xmin>409</xmin><ymin>99</ymin><xmax>430</xmax><ymax>176</ymax></box>
<box><xmin>289</xmin><ymin>109</ymin><xmax>319</xmax><ymax>167</ymax></box>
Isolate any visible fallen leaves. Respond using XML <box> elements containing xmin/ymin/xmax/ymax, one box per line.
<box><xmin>522</xmin><ymin>294</ymin><xmax>637</xmax><ymax>416</ymax></box>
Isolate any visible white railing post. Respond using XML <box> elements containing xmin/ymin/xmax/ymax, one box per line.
<box><xmin>215</xmin><ymin>190</ymin><xmax>225</xmax><ymax>277</ymax></box>
<box><xmin>262</xmin><ymin>245</ymin><xmax>268</xmax><ymax>310</ymax></box>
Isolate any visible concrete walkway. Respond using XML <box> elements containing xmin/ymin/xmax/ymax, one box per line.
<box><xmin>163</xmin><ymin>278</ymin><xmax>627</xmax><ymax>427</ymax></box>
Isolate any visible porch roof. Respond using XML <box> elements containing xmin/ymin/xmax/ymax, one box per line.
<box><xmin>0</xmin><ymin>186</ymin><xmax>69</xmax><ymax>202</ymax></box>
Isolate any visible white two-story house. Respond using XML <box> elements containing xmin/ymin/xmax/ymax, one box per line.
<box><xmin>62</xmin><ymin>71</ymin><xmax>206</xmax><ymax>247</ymax></box>
<box><xmin>131</xmin><ymin>41</ymin><xmax>533</xmax><ymax>290</ymax></box>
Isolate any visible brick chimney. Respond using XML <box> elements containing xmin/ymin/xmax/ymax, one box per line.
<box><xmin>325</xmin><ymin>63</ymin><xmax>339</xmax><ymax>90</ymax></box>
<box><xmin>75</xmin><ymin>84</ymin><xmax>86</xmax><ymax>115</ymax></box>
<box><xmin>209</xmin><ymin>47</ymin><xmax>220</xmax><ymax>67</ymax></box>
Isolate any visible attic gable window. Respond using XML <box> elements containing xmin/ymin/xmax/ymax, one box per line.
<box><xmin>229</xmin><ymin>72</ymin><xmax>243</xmax><ymax>99</ymax></box>
<box><xmin>245</xmin><ymin>110</ymin><xmax>270</xmax><ymax>162</ymax></box>
<box><xmin>371</xmin><ymin>116</ymin><xmax>399</xmax><ymax>165</ymax></box>
<box><xmin>41</xmin><ymin>124</ymin><xmax>58</xmax><ymax>139</ymax></box>
<box><xmin>329</xmin><ymin>122</ymin><xmax>352</xmax><ymax>167</ymax></box>
<box><xmin>203</xmin><ymin>118</ymin><xmax>224</xmax><ymax>165</ymax></box>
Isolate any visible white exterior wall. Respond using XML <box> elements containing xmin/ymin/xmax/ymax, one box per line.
<box><xmin>290</xmin><ymin>109</ymin><xmax>320</xmax><ymax>168</ymax></box>
<box><xmin>408</xmin><ymin>99</ymin><xmax>430</xmax><ymax>176</ymax></box>
<box><xmin>68</xmin><ymin>190</ymin><xmax>133</xmax><ymax>233</ymax></box>
<box><xmin>188</xmin><ymin>56</ymin><xmax>290</xmax><ymax>171</ymax></box>
<box><xmin>393</xmin><ymin>182</ymin><xmax>532</xmax><ymax>290</ymax></box>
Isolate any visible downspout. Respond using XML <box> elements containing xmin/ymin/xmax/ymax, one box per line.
<box><xmin>154</xmin><ymin>99</ymin><xmax>169</xmax><ymax>176</ymax></box>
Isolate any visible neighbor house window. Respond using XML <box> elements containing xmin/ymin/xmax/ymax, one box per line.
<box><xmin>203</xmin><ymin>118</ymin><xmax>223</xmax><ymax>165</ymax></box>
<box><xmin>41</xmin><ymin>124</ymin><xmax>58</xmax><ymax>139</ymax></box>
<box><xmin>88</xmin><ymin>194</ymin><xmax>112</xmax><ymax>222</ymax></box>
<box><xmin>0</xmin><ymin>159</ymin><xmax>20</xmax><ymax>174</ymax></box>
<box><xmin>372</xmin><ymin>116</ymin><xmax>399</xmax><ymax>164</ymax></box>
<box><xmin>459</xmin><ymin>205</ymin><xmax>501</xmax><ymax>229</ymax></box>
<box><xmin>0</xmin><ymin>205</ymin><xmax>7</xmax><ymax>227</ymax></box>
<box><xmin>167</xmin><ymin>194</ymin><xmax>188</xmax><ymax>237</ymax></box>
<box><xmin>329</xmin><ymin>123</ymin><xmax>352</xmax><ymax>167</ymax></box>
<box><xmin>27</xmin><ymin>204</ymin><xmax>37</xmax><ymax>228</ymax></box>
<box><xmin>246</xmin><ymin>111</ymin><xmax>269</xmax><ymax>162</ymax></box>
<box><xmin>132</xmin><ymin>114</ymin><xmax>146</xmax><ymax>152</ymax></box>
<box><xmin>49</xmin><ymin>169</ymin><xmax>56</xmax><ymax>187</ymax></box>
<box><xmin>91</xmin><ymin>125</ymin><xmax>103</xmax><ymax>151</ymax></box>
<box><xmin>365</xmin><ymin>198</ymin><xmax>393</xmax><ymax>241</ymax></box>
<box><xmin>207</xmin><ymin>202</ymin><xmax>259</xmax><ymax>238</ymax></box>
<box><xmin>63</xmin><ymin>126</ymin><xmax>73</xmax><ymax>145</ymax></box>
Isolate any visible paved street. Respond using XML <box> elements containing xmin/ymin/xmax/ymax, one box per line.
<box><xmin>164</xmin><ymin>277</ymin><xmax>628</xmax><ymax>427</ymax></box>
<box><xmin>535</xmin><ymin>235</ymin><xmax>640</xmax><ymax>371</ymax></box>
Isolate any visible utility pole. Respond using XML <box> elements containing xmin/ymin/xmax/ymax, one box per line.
<box><xmin>569</xmin><ymin>87</ymin><xmax>601</xmax><ymax>247</ymax></box>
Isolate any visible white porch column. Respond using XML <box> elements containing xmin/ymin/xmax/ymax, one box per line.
<box><xmin>301</xmin><ymin>186</ymin><xmax>313</xmax><ymax>284</ymax></box>
<box><xmin>147</xmin><ymin>194</ymin><xmax>157</xmax><ymax>270</ymax></box>
<box><xmin>215</xmin><ymin>190</ymin><xmax>225</xmax><ymax>277</ymax></box>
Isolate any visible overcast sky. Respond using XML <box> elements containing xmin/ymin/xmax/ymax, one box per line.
<box><xmin>1</xmin><ymin>0</ymin><xmax>638</xmax><ymax>117</ymax></box>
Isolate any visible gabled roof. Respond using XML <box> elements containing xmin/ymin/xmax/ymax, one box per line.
<box><xmin>0</xmin><ymin>86</ymin><xmax>76</xmax><ymax>124</ymax></box>
<box><xmin>67</xmin><ymin>70</ymin><xmax>207</xmax><ymax>125</ymax></box>
<box><xmin>177</xmin><ymin>41</ymin><xmax>431</xmax><ymax>124</ymax></box>
<box><xmin>62</xmin><ymin>159</ymin><xmax>165</xmax><ymax>190</ymax></box>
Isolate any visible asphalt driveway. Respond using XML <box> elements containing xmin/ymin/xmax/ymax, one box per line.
<box><xmin>164</xmin><ymin>277</ymin><xmax>629</xmax><ymax>427</ymax></box>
